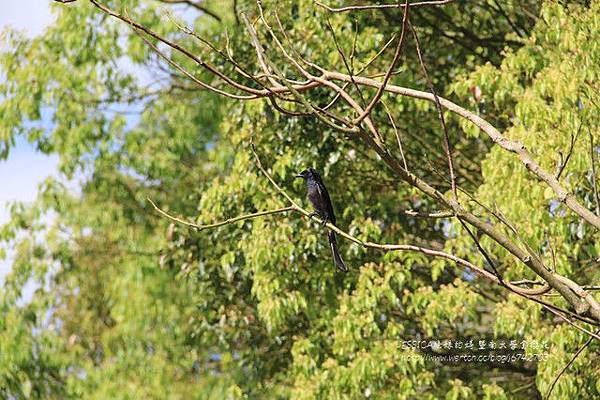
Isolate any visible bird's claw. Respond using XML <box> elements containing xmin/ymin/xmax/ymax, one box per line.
<box><xmin>308</xmin><ymin>212</ymin><xmax>328</xmax><ymax>226</ymax></box>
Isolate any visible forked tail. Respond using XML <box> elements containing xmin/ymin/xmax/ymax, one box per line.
<box><xmin>328</xmin><ymin>230</ymin><xmax>348</xmax><ymax>272</ymax></box>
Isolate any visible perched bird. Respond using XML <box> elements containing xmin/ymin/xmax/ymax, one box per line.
<box><xmin>296</xmin><ymin>168</ymin><xmax>348</xmax><ymax>272</ymax></box>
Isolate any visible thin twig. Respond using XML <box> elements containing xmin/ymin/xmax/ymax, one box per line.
<box><xmin>400</xmin><ymin>209</ymin><xmax>453</xmax><ymax>218</ymax></box>
<box><xmin>458</xmin><ymin>218</ymin><xmax>505</xmax><ymax>285</ymax></box>
<box><xmin>555</xmin><ymin>121</ymin><xmax>583</xmax><ymax>180</ymax></box>
<box><xmin>90</xmin><ymin>0</ymin><xmax>263</xmax><ymax>96</ymax></box>
<box><xmin>409</xmin><ymin>20</ymin><xmax>457</xmax><ymax>200</ymax></box>
<box><xmin>354</xmin><ymin>0</ymin><xmax>409</xmax><ymax>125</ymax></box>
<box><xmin>589</xmin><ymin>128</ymin><xmax>600</xmax><ymax>215</ymax></box>
<box><xmin>491</xmin><ymin>0</ymin><xmax>525</xmax><ymax>38</ymax></box>
<box><xmin>233</xmin><ymin>0</ymin><xmax>240</xmax><ymax>25</ymax></box>
<box><xmin>544</xmin><ymin>329</ymin><xmax>600</xmax><ymax>400</ymax></box>
<box><xmin>537</xmin><ymin>301</ymin><xmax>600</xmax><ymax>336</ymax></box>
<box><xmin>159</xmin><ymin>0</ymin><xmax>222</xmax><ymax>22</ymax></box>
<box><xmin>457</xmin><ymin>216</ymin><xmax>552</xmax><ymax>295</ymax></box>
<box><xmin>314</xmin><ymin>0</ymin><xmax>456</xmax><ymax>13</ymax></box>
<box><xmin>244</xmin><ymin>12</ymin><xmax>360</xmax><ymax>134</ymax></box>
<box><xmin>261</xmin><ymin>5</ymin><xmax>384</xmax><ymax>145</ymax></box>
<box><xmin>132</xmin><ymin>25</ymin><xmax>256</xmax><ymax>100</ymax></box>
<box><xmin>382</xmin><ymin>100</ymin><xmax>408</xmax><ymax>171</ymax></box>
<box><xmin>323</xmin><ymin>14</ymin><xmax>367</xmax><ymax>107</ymax></box>
<box><xmin>167</xmin><ymin>14</ymin><xmax>295</xmax><ymax>102</ymax></box>
<box><xmin>321</xmin><ymin>32</ymin><xmax>399</xmax><ymax>111</ymax></box>
<box><xmin>148</xmin><ymin>198</ymin><xmax>295</xmax><ymax>230</ymax></box>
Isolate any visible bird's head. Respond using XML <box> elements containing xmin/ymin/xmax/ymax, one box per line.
<box><xmin>295</xmin><ymin>168</ymin><xmax>320</xmax><ymax>181</ymax></box>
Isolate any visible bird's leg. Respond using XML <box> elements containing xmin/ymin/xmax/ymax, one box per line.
<box><xmin>308</xmin><ymin>212</ymin><xmax>328</xmax><ymax>227</ymax></box>
<box><xmin>308</xmin><ymin>212</ymin><xmax>320</xmax><ymax>221</ymax></box>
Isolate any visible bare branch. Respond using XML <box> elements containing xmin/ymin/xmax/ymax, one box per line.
<box><xmin>321</xmin><ymin>14</ymin><xmax>367</xmax><ymax>108</ymax></box>
<box><xmin>250</xmin><ymin>142</ymin><xmax>301</xmax><ymax>208</ymax></box>
<box><xmin>589</xmin><ymin>128</ymin><xmax>600</xmax><ymax>215</ymax></box>
<box><xmin>133</xmin><ymin>26</ymin><xmax>257</xmax><ymax>100</ymax></box>
<box><xmin>458</xmin><ymin>218</ymin><xmax>503</xmax><ymax>282</ymax></box>
<box><xmin>90</xmin><ymin>0</ymin><xmax>264</xmax><ymax>96</ymax></box>
<box><xmin>82</xmin><ymin>0</ymin><xmax>600</xmax><ymax>233</ymax></box>
<box><xmin>399</xmin><ymin>209</ymin><xmax>453</xmax><ymax>218</ymax></box>
<box><xmin>320</xmin><ymin>71</ymin><xmax>600</xmax><ymax>232</ymax></box>
<box><xmin>243</xmin><ymin>13</ymin><xmax>360</xmax><ymax>134</ymax></box>
<box><xmin>354</xmin><ymin>0</ymin><xmax>409</xmax><ymax>124</ymax></box>
<box><xmin>65</xmin><ymin>0</ymin><xmax>600</xmax><ymax>321</ymax></box>
<box><xmin>256</xmin><ymin>3</ymin><xmax>387</xmax><ymax>145</ymax></box>
<box><xmin>314</xmin><ymin>0</ymin><xmax>456</xmax><ymax>13</ymax></box>
<box><xmin>320</xmin><ymin>30</ymin><xmax>398</xmax><ymax>111</ymax></box>
<box><xmin>409</xmin><ymin>20</ymin><xmax>457</xmax><ymax>200</ymax></box>
<box><xmin>233</xmin><ymin>0</ymin><xmax>240</xmax><ymax>25</ymax></box>
<box><xmin>382</xmin><ymin>100</ymin><xmax>408</xmax><ymax>171</ymax></box>
<box><xmin>535</xmin><ymin>301</ymin><xmax>600</xmax><ymax>337</ymax></box>
<box><xmin>544</xmin><ymin>329</ymin><xmax>600</xmax><ymax>400</ymax></box>
<box><xmin>148</xmin><ymin>198</ymin><xmax>296</xmax><ymax>230</ymax></box>
<box><xmin>555</xmin><ymin>120</ymin><xmax>583</xmax><ymax>180</ymax></box>
<box><xmin>168</xmin><ymin>15</ymin><xmax>296</xmax><ymax>101</ymax></box>
<box><xmin>158</xmin><ymin>0</ymin><xmax>222</xmax><ymax>22</ymax></box>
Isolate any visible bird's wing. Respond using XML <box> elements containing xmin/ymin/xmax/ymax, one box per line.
<box><xmin>316</xmin><ymin>181</ymin><xmax>336</xmax><ymax>224</ymax></box>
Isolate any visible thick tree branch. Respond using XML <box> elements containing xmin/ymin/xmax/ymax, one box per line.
<box><xmin>321</xmin><ymin>71</ymin><xmax>600</xmax><ymax>232</ymax></box>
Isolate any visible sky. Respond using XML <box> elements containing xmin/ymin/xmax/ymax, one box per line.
<box><xmin>0</xmin><ymin>0</ymin><xmax>57</xmax><ymax>279</ymax></box>
<box><xmin>0</xmin><ymin>0</ymin><xmax>176</xmax><ymax>233</ymax></box>
<box><xmin>0</xmin><ymin>0</ymin><xmax>57</xmax><ymax>222</ymax></box>
<box><xmin>0</xmin><ymin>0</ymin><xmax>151</xmax><ymax>284</ymax></box>
<box><xmin>0</xmin><ymin>0</ymin><xmax>199</xmax><ymax>288</ymax></box>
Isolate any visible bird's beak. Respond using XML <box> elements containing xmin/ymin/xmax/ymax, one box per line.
<box><xmin>295</xmin><ymin>174</ymin><xmax>303</xmax><ymax>179</ymax></box>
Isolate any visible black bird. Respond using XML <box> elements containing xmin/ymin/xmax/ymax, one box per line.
<box><xmin>296</xmin><ymin>168</ymin><xmax>348</xmax><ymax>272</ymax></box>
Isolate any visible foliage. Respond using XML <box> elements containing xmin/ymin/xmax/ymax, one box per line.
<box><xmin>1</xmin><ymin>0</ymin><xmax>599</xmax><ymax>398</ymax></box>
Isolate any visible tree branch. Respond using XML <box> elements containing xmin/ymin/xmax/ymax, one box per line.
<box><xmin>409</xmin><ymin>20</ymin><xmax>457</xmax><ymax>200</ymax></box>
<box><xmin>314</xmin><ymin>0</ymin><xmax>456</xmax><ymax>13</ymax></box>
<box><xmin>353</xmin><ymin>0</ymin><xmax>409</xmax><ymax>125</ymax></box>
<box><xmin>589</xmin><ymin>128</ymin><xmax>600</xmax><ymax>215</ymax></box>
<box><xmin>321</xmin><ymin>71</ymin><xmax>600</xmax><ymax>232</ymax></box>
<box><xmin>66</xmin><ymin>0</ymin><xmax>600</xmax><ymax>321</ymax></box>
<box><xmin>148</xmin><ymin>198</ymin><xmax>296</xmax><ymax>230</ymax></box>
<box><xmin>544</xmin><ymin>329</ymin><xmax>600</xmax><ymax>399</ymax></box>
<box><xmin>158</xmin><ymin>0</ymin><xmax>222</xmax><ymax>22</ymax></box>
<box><xmin>555</xmin><ymin>120</ymin><xmax>583</xmax><ymax>180</ymax></box>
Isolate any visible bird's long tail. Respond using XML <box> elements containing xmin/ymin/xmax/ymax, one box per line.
<box><xmin>328</xmin><ymin>230</ymin><xmax>348</xmax><ymax>272</ymax></box>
